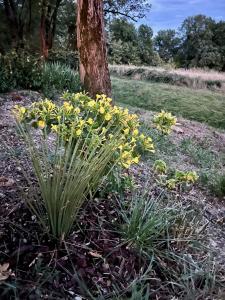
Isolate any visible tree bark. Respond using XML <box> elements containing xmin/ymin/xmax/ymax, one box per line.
<box><xmin>77</xmin><ymin>0</ymin><xmax>112</xmax><ymax>97</ymax></box>
<box><xmin>40</xmin><ymin>0</ymin><xmax>62</xmax><ymax>59</ymax></box>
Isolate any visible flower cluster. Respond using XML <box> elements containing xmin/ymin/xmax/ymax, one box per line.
<box><xmin>153</xmin><ymin>159</ymin><xmax>198</xmax><ymax>190</ymax></box>
<box><xmin>153</xmin><ymin>110</ymin><xmax>177</xmax><ymax>134</ymax></box>
<box><xmin>14</xmin><ymin>92</ymin><xmax>155</xmax><ymax>169</ymax></box>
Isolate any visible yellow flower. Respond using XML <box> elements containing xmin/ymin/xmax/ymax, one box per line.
<box><xmin>87</xmin><ymin>100</ymin><xmax>96</xmax><ymax>108</ymax></box>
<box><xmin>121</xmin><ymin>151</ymin><xmax>130</xmax><ymax>159</ymax></box>
<box><xmin>132</xmin><ymin>156</ymin><xmax>139</xmax><ymax>164</ymax></box>
<box><xmin>124</xmin><ymin>128</ymin><xmax>129</xmax><ymax>135</ymax></box>
<box><xmin>20</xmin><ymin>107</ymin><xmax>26</xmax><ymax>114</ymax></box>
<box><xmin>38</xmin><ymin>120</ymin><xmax>46</xmax><ymax>129</ymax></box>
<box><xmin>99</xmin><ymin>106</ymin><xmax>105</xmax><ymax>114</ymax></box>
<box><xmin>63</xmin><ymin>102</ymin><xmax>73</xmax><ymax>112</ymax></box>
<box><xmin>87</xmin><ymin>118</ymin><xmax>94</xmax><ymax>125</ymax></box>
<box><xmin>139</xmin><ymin>133</ymin><xmax>145</xmax><ymax>140</ymax></box>
<box><xmin>101</xmin><ymin>127</ymin><xmax>107</xmax><ymax>134</ymax></box>
<box><xmin>51</xmin><ymin>124</ymin><xmax>58</xmax><ymax>132</ymax></box>
<box><xmin>74</xmin><ymin>107</ymin><xmax>80</xmax><ymax>114</ymax></box>
<box><xmin>105</xmin><ymin>113</ymin><xmax>112</xmax><ymax>121</ymax></box>
<box><xmin>133</xmin><ymin>129</ymin><xmax>139</xmax><ymax>136</ymax></box>
<box><xmin>122</xmin><ymin>160</ymin><xmax>132</xmax><ymax>168</ymax></box>
<box><xmin>76</xmin><ymin>129</ymin><xmax>82</xmax><ymax>136</ymax></box>
<box><xmin>166</xmin><ymin>179</ymin><xmax>176</xmax><ymax>190</ymax></box>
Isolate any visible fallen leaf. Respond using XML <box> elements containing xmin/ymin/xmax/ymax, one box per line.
<box><xmin>0</xmin><ymin>177</ymin><xmax>15</xmax><ymax>187</ymax></box>
<box><xmin>89</xmin><ymin>251</ymin><xmax>102</xmax><ymax>258</ymax></box>
<box><xmin>0</xmin><ymin>263</ymin><xmax>11</xmax><ymax>281</ymax></box>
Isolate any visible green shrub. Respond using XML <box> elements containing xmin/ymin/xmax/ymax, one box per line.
<box><xmin>41</xmin><ymin>62</ymin><xmax>80</xmax><ymax>97</ymax></box>
<box><xmin>0</xmin><ymin>50</ymin><xmax>42</xmax><ymax>92</ymax></box>
<box><xmin>0</xmin><ymin>51</ymin><xmax>80</xmax><ymax>96</ymax></box>
<box><xmin>47</xmin><ymin>49</ymin><xmax>79</xmax><ymax>69</ymax></box>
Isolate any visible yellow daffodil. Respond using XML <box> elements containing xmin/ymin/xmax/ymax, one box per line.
<box><xmin>99</xmin><ymin>106</ymin><xmax>105</xmax><ymax>114</ymax></box>
<box><xmin>74</xmin><ymin>107</ymin><xmax>80</xmax><ymax>114</ymax></box>
<box><xmin>87</xmin><ymin>100</ymin><xmax>96</xmax><ymax>108</ymax></box>
<box><xmin>87</xmin><ymin>118</ymin><xmax>94</xmax><ymax>125</ymax></box>
<box><xmin>133</xmin><ymin>129</ymin><xmax>139</xmax><ymax>136</ymax></box>
<box><xmin>132</xmin><ymin>156</ymin><xmax>139</xmax><ymax>164</ymax></box>
<box><xmin>105</xmin><ymin>113</ymin><xmax>112</xmax><ymax>121</ymax></box>
<box><xmin>76</xmin><ymin>129</ymin><xmax>82</xmax><ymax>136</ymax></box>
<box><xmin>124</xmin><ymin>128</ymin><xmax>129</xmax><ymax>135</ymax></box>
<box><xmin>38</xmin><ymin>120</ymin><xmax>46</xmax><ymax>129</ymax></box>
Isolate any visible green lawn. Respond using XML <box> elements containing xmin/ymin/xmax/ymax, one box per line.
<box><xmin>112</xmin><ymin>76</ymin><xmax>225</xmax><ymax>129</ymax></box>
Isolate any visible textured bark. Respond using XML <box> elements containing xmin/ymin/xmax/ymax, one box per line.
<box><xmin>40</xmin><ymin>0</ymin><xmax>62</xmax><ymax>59</ymax></box>
<box><xmin>77</xmin><ymin>0</ymin><xmax>112</xmax><ymax>97</ymax></box>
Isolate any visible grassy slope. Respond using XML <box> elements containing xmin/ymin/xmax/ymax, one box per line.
<box><xmin>112</xmin><ymin>76</ymin><xmax>225</xmax><ymax>129</ymax></box>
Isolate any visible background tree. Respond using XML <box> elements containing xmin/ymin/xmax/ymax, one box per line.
<box><xmin>179</xmin><ymin>15</ymin><xmax>217</xmax><ymax>68</ymax></box>
<box><xmin>103</xmin><ymin>0</ymin><xmax>151</xmax><ymax>21</ymax></box>
<box><xmin>138</xmin><ymin>24</ymin><xmax>154</xmax><ymax>64</ymax></box>
<box><xmin>77</xmin><ymin>0</ymin><xmax>111</xmax><ymax>97</ymax></box>
<box><xmin>212</xmin><ymin>21</ymin><xmax>225</xmax><ymax>71</ymax></box>
<box><xmin>154</xmin><ymin>29</ymin><xmax>181</xmax><ymax>63</ymax></box>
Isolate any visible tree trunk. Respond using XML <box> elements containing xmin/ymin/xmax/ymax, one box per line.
<box><xmin>77</xmin><ymin>0</ymin><xmax>112</xmax><ymax>97</ymax></box>
<box><xmin>40</xmin><ymin>0</ymin><xmax>62</xmax><ymax>59</ymax></box>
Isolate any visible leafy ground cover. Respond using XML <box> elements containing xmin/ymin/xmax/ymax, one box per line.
<box><xmin>0</xmin><ymin>90</ymin><xmax>225</xmax><ymax>299</ymax></box>
<box><xmin>112</xmin><ymin>77</ymin><xmax>225</xmax><ymax>129</ymax></box>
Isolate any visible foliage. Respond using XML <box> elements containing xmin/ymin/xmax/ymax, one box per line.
<box><xmin>108</xmin><ymin>19</ymin><xmax>159</xmax><ymax>66</ymax></box>
<box><xmin>102</xmin><ymin>167</ymin><xmax>135</xmax><ymax>196</ymax></box>
<box><xmin>103</xmin><ymin>0</ymin><xmax>151</xmax><ymax>21</ymax></box>
<box><xmin>178</xmin><ymin>15</ymin><xmax>225</xmax><ymax>70</ymax></box>
<box><xmin>153</xmin><ymin>159</ymin><xmax>167</xmax><ymax>174</ymax></box>
<box><xmin>0</xmin><ymin>51</ymin><xmax>80</xmax><ymax>96</ymax></box>
<box><xmin>0</xmin><ymin>50</ymin><xmax>42</xmax><ymax>92</ymax></box>
<box><xmin>41</xmin><ymin>62</ymin><xmax>80</xmax><ymax>97</ymax></box>
<box><xmin>154</xmin><ymin>29</ymin><xmax>181</xmax><ymax>63</ymax></box>
<box><xmin>117</xmin><ymin>191</ymin><xmax>203</xmax><ymax>255</ymax></box>
<box><xmin>47</xmin><ymin>49</ymin><xmax>79</xmax><ymax>69</ymax></box>
<box><xmin>153</xmin><ymin>110</ymin><xmax>177</xmax><ymax>134</ymax></box>
<box><xmin>153</xmin><ymin>159</ymin><xmax>198</xmax><ymax>190</ymax></box>
<box><xmin>15</xmin><ymin>116</ymin><xmax>122</xmax><ymax>239</ymax></box>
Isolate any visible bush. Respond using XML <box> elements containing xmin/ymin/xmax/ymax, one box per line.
<box><xmin>47</xmin><ymin>49</ymin><xmax>79</xmax><ymax>69</ymax></box>
<box><xmin>41</xmin><ymin>62</ymin><xmax>80</xmax><ymax>97</ymax></box>
<box><xmin>0</xmin><ymin>51</ymin><xmax>80</xmax><ymax>96</ymax></box>
<box><xmin>14</xmin><ymin>93</ymin><xmax>155</xmax><ymax>238</ymax></box>
<box><xmin>0</xmin><ymin>50</ymin><xmax>42</xmax><ymax>92</ymax></box>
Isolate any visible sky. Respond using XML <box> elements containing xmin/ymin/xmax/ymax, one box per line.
<box><xmin>140</xmin><ymin>0</ymin><xmax>225</xmax><ymax>34</ymax></box>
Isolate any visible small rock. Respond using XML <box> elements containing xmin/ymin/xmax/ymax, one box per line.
<box><xmin>0</xmin><ymin>192</ymin><xmax>6</xmax><ymax>199</ymax></box>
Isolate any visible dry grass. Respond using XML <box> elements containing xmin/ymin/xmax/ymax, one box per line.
<box><xmin>110</xmin><ymin>64</ymin><xmax>225</xmax><ymax>91</ymax></box>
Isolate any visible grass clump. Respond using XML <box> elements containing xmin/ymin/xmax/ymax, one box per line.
<box><xmin>116</xmin><ymin>191</ymin><xmax>220</xmax><ymax>298</ymax></box>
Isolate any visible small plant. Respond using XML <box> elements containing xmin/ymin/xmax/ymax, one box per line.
<box><xmin>102</xmin><ymin>167</ymin><xmax>135</xmax><ymax>196</ymax></box>
<box><xmin>15</xmin><ymin>114</ymin><xmax>124</xmax><ymax>239</ymax></box>
<box><xmin>153</xmin><ymin>159</ymin><xmax>167</xmax><ymax>174</ymax></box>
<box><xmin>117</xmin><ymin>192</ymin><xmax>176</xmax><ymax>253</ymax></box>
<box><xmin>14</xmin><ymin>93</ymin><xmax>155</xmax><ymax>239</ymax></box>
<box><xmin>153</xmin><ymin>110</ymin><xmax>177</xmax><ymax>134</ymax></box>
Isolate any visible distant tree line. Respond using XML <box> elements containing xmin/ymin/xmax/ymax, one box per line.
<box><xmin>108</xmin><ymin>15</ymin><xmax>225</xmax><ymax>71</ymax></box>
<box><xmin>0</xmin><ymin>1</ymin><xmax>224</xmax><ymax>71</ymax></box>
